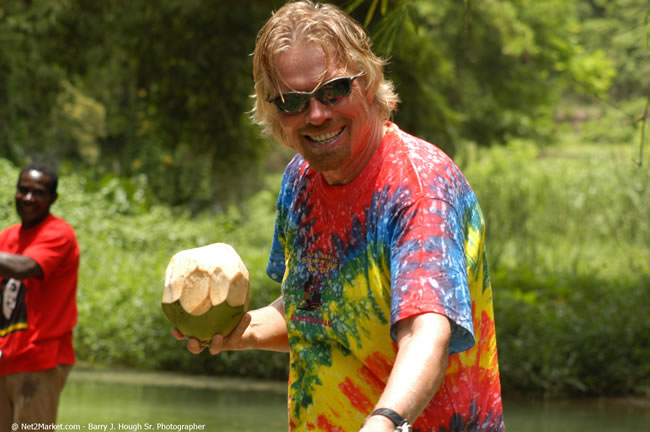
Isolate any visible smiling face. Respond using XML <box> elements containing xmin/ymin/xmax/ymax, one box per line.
<box><xmin>15</xmin><ymin>169</ymin><xmax>57</xmax><ymax>228</ymax></box>
<box><xmin>273</xmin><ymin>43</ymin><xmax>385</xmax><ymax>185</ymax></box>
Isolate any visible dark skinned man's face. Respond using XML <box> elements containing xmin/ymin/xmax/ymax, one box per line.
<box><xmin>15</xmin><ymin>170</ymin><xmax>57</xmax><ymax>229</ymax></box>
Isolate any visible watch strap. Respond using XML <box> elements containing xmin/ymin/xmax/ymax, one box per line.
<box><xmin>368</xmin><ymin>408</ymin><xmax>411</xmax><ymax>430</ymax></box>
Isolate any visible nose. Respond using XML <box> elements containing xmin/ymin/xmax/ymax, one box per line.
<box><xmin>18</xmin><ymin>190</ymin><xmax>35</xmax><ymax>202</ymax></box>
<box><xmin>304</xmin><ymin>97</ymin><xmax>331</xmax><ymax>125</ymax></box>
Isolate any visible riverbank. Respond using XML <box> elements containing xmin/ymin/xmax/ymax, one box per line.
<box><xmin>68</xmin><ymin>366</ymin><xmax>650</xmax><ymax>411</ymax></box>
<box><xmin>69</xmin><ymin>365</ymin><xmax>287</xmax><ymax>394</ymax></box>
<box><xmin>61</xmin><ymin>367</ymin><xmax>650</xmax><ymax>431</ymax></box>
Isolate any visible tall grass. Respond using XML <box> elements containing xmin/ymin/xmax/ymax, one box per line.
<box><xmin>460</xmin><ymin>139</ymin><xmax>650</xmax><ymax>397</ymax></box>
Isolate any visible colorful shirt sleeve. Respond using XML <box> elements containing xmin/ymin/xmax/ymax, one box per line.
<box><xmin>389</xmin><ymin>196</ymin><xmax>474</xmax><ymax>354</ymax></box>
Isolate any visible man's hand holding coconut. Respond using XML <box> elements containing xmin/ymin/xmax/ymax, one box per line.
<box><xmin>165</xmin><ymin>243</ymin><xmax>289</xmax><ymax>355</ymax></box>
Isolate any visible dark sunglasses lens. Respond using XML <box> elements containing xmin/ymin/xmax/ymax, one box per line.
<box><xmin>317</xmin><ymin>78</ymin><xmax>351</xmax><ymax>104</ymax></box>
<box><xmin>276</xmin><ymin>94</ymin><xmax>309</xmax><ymax>113</ymax></box>
<box><xmin>271</xmin><ymin>76</ymin><xmax>357</xmax><ymax>113</ymax></box>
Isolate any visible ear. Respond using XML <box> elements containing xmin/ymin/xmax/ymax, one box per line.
<box><xmin>50</xmin><ymin>192</ymin><xmax>58</xmax><ymax>205</ymax></box>
<box><xmin>364</xmin><ymin>77</ymin><xmax>379</xmax><ymax>106</ymax></box>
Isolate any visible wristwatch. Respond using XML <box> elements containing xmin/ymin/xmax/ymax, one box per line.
<box><xmin>367</xmin><ymin>408</ymin><xmax>412</xmax><ymax>432</ymax></box>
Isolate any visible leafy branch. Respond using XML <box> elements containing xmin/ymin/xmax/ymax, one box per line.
<box><xmin>636</xmin><ymin>85</ymin><xmax>649</xmax><ymax>167</ymax></box>
<box><xmin>632</xmin><ymin>5</ymin><xmax>650</xmax><ymax>167</ymax></box>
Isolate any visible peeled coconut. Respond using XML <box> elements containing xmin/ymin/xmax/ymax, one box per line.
<box><xmin>162</xmin><ymin>243</ymin><xmax>250</xmax><ymax>344</ymax></box>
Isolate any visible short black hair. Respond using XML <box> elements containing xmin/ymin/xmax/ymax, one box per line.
<box><xmin>18</xmin><ymin>162</ymin><xmax>59</xmax><ymax>195</ymax></box>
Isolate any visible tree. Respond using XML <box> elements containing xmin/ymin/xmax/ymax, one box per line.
<box><xmin>1</xmin><ymin>0</ymin><xmax>284</xmax><ymax>205</ymax></box>
<box><xmin>349</xmin><ymin>0</ymin><xmax>616</xmax><ymax>153</ymax></box>
<box><xmin>0</xmin><ymin>0</ymin><xmax>619</xmax><ymax>205</ymax></box>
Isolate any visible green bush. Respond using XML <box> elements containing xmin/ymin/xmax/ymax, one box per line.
<box><xmin>461</xmin><ymin>139</ymin><xmax>650</xmax><ymax>397</ymax></box>
<box><xmin>462</xmin><ymin>138</ymin><xmax>649</xmax><ymax>275</ymax></box>
<box><xmin>0</xmin><ymin>159</ymin><xmax>288</xmax><ymax>379</ymax></box>
<box><xmin>495</xmin><ymin>270</ymin><xmax>650</xmax><ymax>397</ymax></box>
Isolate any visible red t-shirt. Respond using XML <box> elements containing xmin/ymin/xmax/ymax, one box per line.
<box><xmin>0</xmin><ymin>214</ymin><xmax>79</xmax><ymax>375</ymax></box>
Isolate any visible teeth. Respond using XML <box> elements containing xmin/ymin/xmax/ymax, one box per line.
<box><xmin>310</xmin><ymin>127</ymin><xmax>343</xmax><ymax>143</ymax></box>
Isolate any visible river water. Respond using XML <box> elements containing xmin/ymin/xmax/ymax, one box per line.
<box><xmin>58</xmin><ymin>369</ymin><xmax>649</xmax><ymax>431</ymax></box>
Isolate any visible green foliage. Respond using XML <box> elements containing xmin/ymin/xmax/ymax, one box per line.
<box><xmin>570</xmin><ymin>0</ymin><xmax>649</xmax><ymax>168</ymax></box>
<box><xmin>460</xmin><ymin>138</ymin><xmax>650</xmax><ymax>397</ymax></box>
<box><xmin>496</xmin><ymin>271</ymin><xmax>649</xmax><ymax>397</ymax></box>
<box><xmin>1</xmin><ymin>0</ymin><xmax>648</xmax><ymax>393</ymax></box>
<box><xmin>52</xmin><ymin>80</ymin><xmax>106</xmax><ymax>164</ymax></box>
<box><xmin>2</xmin><ymin>142</ymin><xmax>648</xmax><ymax>395</ymax></box>
<box><xmin>0</xmin><ymin>0</ymin><xmax>622</xmax><ymax>204</ymax></box>
<box><xmin>0</xmin><ymin>159</ymin><xmax>18</xmax><ymax>222</ymax></box>
<box><xmin>571</xmin><ymin>98</ymin><xmax>647</xmax><ymax>147</ymax></box>
<box><xmin>466</xmin><ymin>138</ymin><xmax>649</xmax><ymax>273</ymax></box>
<box><xmin>0</xmin><ymin>0</ymin><xmax>284</xmax><ymax>205</ymax></box>
<box><xmin>0</xmin><ymin>158</ymin><xmax>288</xmax><ymax>378</ymax></box>
<box><xmin>0</xmin><ymin>0</ymin><xmax>69</xmax><ymax>162</ymax></box>
<box><xmin>345</xmin><ymin>0</ymin><xmax>617</xmax><ymax>154</ymax></box>
<box><xmin>346</xmin><ymin>0</ymin><xmax>413</xmax><ymax>53</ymax></box>
<box><xmin>576</xmin><ymin>0</ymin><xmax>650</xmax><ymax>99</ymax></box>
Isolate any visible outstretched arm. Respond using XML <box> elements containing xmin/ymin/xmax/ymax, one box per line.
<box><xmin>173</xmin><ymin>296</ymin><xmax>289</xmax><ymax>355</ymax></box>
<box><xmin>0</xmin><ymin>252</ymin><xmax>43</xmax><ymax>280</ymax></box>
<box><xmin>361</xmin><ymin>312</ymin><xmax>451</xmax><ymax>431</ymax></box>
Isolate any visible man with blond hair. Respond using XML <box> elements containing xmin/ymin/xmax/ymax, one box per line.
<box><xmin>175</xmin><ymin>2</ymin><xmax>504</xmax><ymax>430</ymax></box>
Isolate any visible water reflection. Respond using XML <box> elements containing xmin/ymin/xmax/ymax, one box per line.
<box><xmin>59</xmin><ymin>369</ymin><xmax>288</xmax><ymax>431</ymax></box>
<box><xmin>504</xmin><ymin>397</ymin><xmax>650</xmax><ymax>432</ymax></box>
<box><xmin>59</xmin><ymin>370</ymin><xmax>650</xmax><ymax>431</ymax></box>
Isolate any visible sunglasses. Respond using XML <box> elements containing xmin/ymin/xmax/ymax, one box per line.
<box><xmin>266</xmin><ymin>72</ymin><xmax>364</xmax><ymax>114</ymax></box>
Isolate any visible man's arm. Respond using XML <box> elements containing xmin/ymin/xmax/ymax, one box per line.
<box><xmin>0</xmin><ymin>251</ymin><xmax>44</xmax><ymax>280</ymax></box>
<box><xmin>361</xmin><ymin>312</ymin><xmax>451</xmax><ymax>431</ymax></box>
<box><xmin>173</xmin><ymin>296</ymin><xmax>290</xmax><ymax>355</ymax></box>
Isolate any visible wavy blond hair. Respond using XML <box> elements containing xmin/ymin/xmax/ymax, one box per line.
<box><xmin>251</xmin><ymin>0</ymin><xmax>399</xmax><ymax>142</ymax></box>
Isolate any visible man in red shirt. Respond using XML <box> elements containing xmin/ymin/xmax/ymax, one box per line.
<box><xmin>0</xmin><ymin>163</ymin><xmax>80</xmax><ymax>427</ymax></box>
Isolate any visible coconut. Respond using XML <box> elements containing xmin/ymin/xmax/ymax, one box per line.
<box><xmin>162</xmin><ymin>243</ymin><xmax>250</xmax><ymax>344</ymax></box>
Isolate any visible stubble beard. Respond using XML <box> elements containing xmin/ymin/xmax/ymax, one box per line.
<box><xmin>302</xmin><ymin>144</ymin><xmax>351</xmax><ymax>174</ymax></box>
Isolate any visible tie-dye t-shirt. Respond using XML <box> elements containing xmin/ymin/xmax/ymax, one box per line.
<box><xmin>266</xmin><ymin>122</ymin><xmax>504</xmax><ymax>431</ymax></box>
